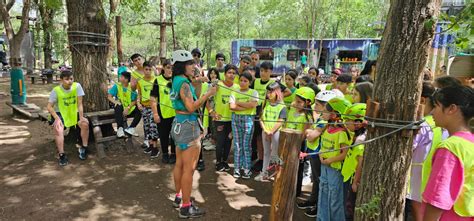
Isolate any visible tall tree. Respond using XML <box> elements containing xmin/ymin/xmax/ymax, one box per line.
<box><xmin>355</xmin><ymin>0</ymin><xmax>442</xmax><ymax>220</ymax></box>
<box><xmin>0</xmin><ymin>0</ymin><xmax>32</xmax><ymax>67</ymax></box>
<box><xmin>65</xmin><ymin>0</ymin><xmax>109</xmax><ymax>112</ymax></box>
<box><xmin>107</xmin><ymin>0</ymin><xmax>119</xmax><ymax>65</ymax></box>
<box><xmin>35</xmin><ymin>0</ymin><xmax>61</xmax><ymax>69</ymax></box>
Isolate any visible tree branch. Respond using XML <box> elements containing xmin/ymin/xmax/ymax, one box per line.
<box><xmin>0</xmin><ymin>0</ymin><xmax>14</xmax><ymax>40</ymax></box>
<box><xmin>15</xmin><ymin>0</ymin><xmax>32</xmax><ymax>40</ymax></box>
<box><xmin>6</xmin><ymin>0</ymin><xmax>14</xmax><ymax>11</ymax></box>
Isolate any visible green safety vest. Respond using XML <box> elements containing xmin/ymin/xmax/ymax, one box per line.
<box><xmin>306</xmin><ymin>120</ymin><xmax>327</xmax><ymax>151</ymax></box>
<box><xmin>156</xmin><ymin>75</ymin><xmax>175</xmax><ymax>119</ymax></box>
<box><xmin>231</xmin><ymin>89</ymin><xmax>257</xmax><ymax>115</ymax></box>
<box><xmin>138</xmin><ymin>76</ymin><xmax>156</xmax><ymax>105</ymax></box>
<box><xmin>341</xmin><ymin>142</ymin><xmax>364</xmax><ymax>182</ymax></box>
<box><xmin>214</xmin><ymin>81</ymin><xmax>239</xmax><ymax>122</ymax></box>
<box><xmin>320</xmin><ymin>128</ymin><xmax>352</xmax><ymax>170</ymax></box>
<box><xmin>429</xmin><ymin>134</ymin><xmax>474</xmax><ymax>217</ymax></box>
<box><xmin>254</xmin><ymin>78</ymin><xmax>275</xmax><ymax>105</ymax></box>
<box><xmin>261</xmin><ymin>102</ymin><xmax>285</xmax><ymax>131</ymax></box>
<box><xmin>284</xmin><ymin>107</ymin><xmax>307</xmax><ymax>132</ymax></box>
<box><xmin>283</xmin><ymin>87</ymin><xmax>296</xmax><ymax>107</ymax></box>
<box><xmin>55</xmin><ymin>83</ymin><xmax>78</xmax><ymax>128</ymax></box>
<box><xmin>116</xmin><ymin>84</ymin><xmax>136</xmax><ymax>114</ymax></box>
<box><xmin>420</xmin><ymin>115</ymin><xmax>444</xmax><ymax>193</ymax></box>
<box><xmin>131</xmin><ymin>70</ymin><xmax>144</xmax><ymax>80</ymax></box>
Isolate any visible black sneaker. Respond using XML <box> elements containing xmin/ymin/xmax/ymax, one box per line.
<box><xmin>223</xmin><ymin>162</ymin><xmax>231</xmax><ymax>172</ymax></box>
<box><xmin>78</xmin><ymin>147</ymin><xmax>87</xmax><ymax>160</ymax></box>
<box><xmin>197</xmin><ymin>159</ymin><xmax>205</xmax><ymax>171</ymax></box>
<box><xmin>297</xmin><ymin>201</ymin><xmax>315</xmax><ymax>209</ymax></box>
<box><xmin>58</xmin><ymin>153</ymin><xmax>68</xmax><ymax>166</ymax></box>
<box><xmin>141</xmin><ymin>143</ymin><xmax>149</xmax><ymax>149</ymax></box>
<box><xmin>162</xmin><ymin>153</ymin><xmax>170</xmax><ymax>164</ymax></box>
<box><xmin>216</xmin><ymin>162</ymin><xmax>225</xmax><ymax>172</ymax></box>
<box><xmin>242</xmin><ymin>170</ymin><xmax>252</xmax><ymax>179</ymax></box>
<box><xmin>179</xmin><ymin>204</ymin><xmax>205</xmax><ymax>219</ymax></box>
<box><xmin>169</xmin><ymin>154</ymin><xmax>176</xmax><ymax>164</ymax></box>
<box><xmin>252</xmin><ymin>159</ymin><xmax>263</xmax><ymax>172</ymax></box>
<box><xmin>150</xmin><ymin>148</ymin><xmax>160</xmax><ymax>158</ymax></box>
<box><xmin>304</xmin><ymin>206</ymin><xmax>318</xmax><ymax>218</ymax></box>
<box><xmin>143</xmin><ymin>146</ymin><xmax>153</xmax><ymax>154</ymax></box>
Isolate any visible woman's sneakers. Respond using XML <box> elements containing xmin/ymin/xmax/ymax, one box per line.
<box><xmin>216</xmin><ymin>162</ymin><xmax>231</xmax><ymax>172</ymax></box>
<box><xmin>179</xmin><ymin>204</ymin><xmax>205</xmax><ymax>219</ymax></box>
<box><xmin>117</xmin><ymin>127</ymin><xmax>125</xmax><ymax>138</ymax></box>
<box><xmin>234</xmin><ymin>170</ymin><xmax>252</xmax><ymax>179</ymax></box>
<box><xmin>58</xmin><ymin>153</ymin><xmax>68</xmax><ymax>166</ymax></box>
<box><xmin>233</xmin><ymin>171</ymin><xmax>241</xmax><ymax>178</ymax></box>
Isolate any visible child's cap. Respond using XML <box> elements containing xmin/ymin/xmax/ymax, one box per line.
<box><xmin>336</xmin><ymin>73</ymin><xmax>353</xmax><ymax>83</ymax></box>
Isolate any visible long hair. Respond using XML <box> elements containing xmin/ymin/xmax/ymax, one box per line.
<box><xmin>355</xmin><ymin>82</ymin><xmax>373</xmax><ymax>103</ymax></box>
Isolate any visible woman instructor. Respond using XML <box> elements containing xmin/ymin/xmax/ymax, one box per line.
<box><xmin>169</xmin><ymin>50</ymin><xmax>216</xmax><ymax>219</ymax></box>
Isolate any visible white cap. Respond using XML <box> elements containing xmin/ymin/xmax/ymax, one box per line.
<box><xmin>171</xmin><ymin>50</ymin><xmax>193</xmax><ymax>65</ymax></box>
<box><xmin>315</xmin><ymin>90</ymin><xmax>338</xmax><ymax>102</ymax></box>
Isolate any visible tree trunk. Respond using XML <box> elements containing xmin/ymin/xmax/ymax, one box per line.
<box><xmin>65</xmin><ymin>0</ymin><xmax>109</xmax><ymax>112</ymax></box>
<box><xmin>0</xmin><ymin>0</ymin><xmax>32</xmax><ymax>67</ymax></box>
<box><xmin>38</xmin><ymin>0</ymin><xmax>55</xmax><ymax>69</ymax></box>
<box><xmin>159</xmin><ymin>0</ymin><xmax>166</xmax><ymax>61</ymax></box>
<box><xmin>116</xmin><ymin>15</ymin><xmax>123</xmax><ymax>63</ymax></box>
<box><xmin>107</xmin><ymin>0</ymin><xmax>119</xmax><ymax>65</ymax></box>
<box><xmin>354</xmin><ymin>0</ymin><xmax>441</xmax><ymax>220</ymax></box>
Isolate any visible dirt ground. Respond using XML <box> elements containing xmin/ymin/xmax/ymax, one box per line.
<box><xmin>0</xmin><ymin>77</ymin><xmax>312</xmax><ymax>221</ymax></box>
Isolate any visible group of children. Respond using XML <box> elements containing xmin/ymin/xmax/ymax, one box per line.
<box><xmin>46</xmin><ymin>51</ymin><xmax>473</xmax><ymax>220</ymax></box>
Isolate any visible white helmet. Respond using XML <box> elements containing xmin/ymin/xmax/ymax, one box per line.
<box><xmin>331</xmin><ymin>89</ymin><xmax>345</xmax><ymax>98</ymax></box>
<box><xmin>316</xmin><ymin>90</ymin><xmax>338</xmax><ymax>102</ymax></box>
<box><xmin>171</xmin><ymin>50</ymin><xmax>193</xmax><ymax>65</ymax></box>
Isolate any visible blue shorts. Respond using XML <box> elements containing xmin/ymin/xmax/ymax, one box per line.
<box><xmin>171</xmin><ymin>116</ymin><xmax>201</xmax><ymax>151</ymax></box>
<box><xmin>48</xmin><ymin>112</ymin><xmax>79</xmax><ymax>128</ymax></box>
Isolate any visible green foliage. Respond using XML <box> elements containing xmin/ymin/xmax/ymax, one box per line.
<box><xmin>355</xmin><ymin>188</ymin><xmax>385</xmax><ymax>220</ymax></box>
<box><xmin>44</xmin><ymin>0</ymin><xmax>62</xmax><ymax>10</ymax></box>
<box><xmin>438</xmin><ymin>2</ymin><xmax>473</xmax><ymax>52</ymax></box>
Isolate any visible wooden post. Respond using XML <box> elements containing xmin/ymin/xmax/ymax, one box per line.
<box><xmin>91</xmin><ymin>116</ymin><xmax>107</xmax><ymax>158</ymax></box>
<box><xmin>159</xmin><ymin>0</ymin><xmax>166</xmax><ymax>60</ymax></box>
<box><xmin>270</xmin><ymin>129</ymin><xmax>304</xmax><ymax>221</ymax></box>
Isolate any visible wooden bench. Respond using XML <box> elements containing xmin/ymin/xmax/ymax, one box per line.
<box><xmin>6</xmin><ymin>101</ymin><xmax>42</xmax><ymax>119</ymax></box>
<box><xmin>85</xmin><ymin>109</ymin><xmax>138</xmax><ymax>158</ymax></box>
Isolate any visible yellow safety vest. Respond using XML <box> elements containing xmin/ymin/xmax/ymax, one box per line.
<box><xmin>420</xmin><ymin>115</ymin><xmax>444</xmax><ymax>193</ymax></box>
<box><xmin>138</xmin><ymin>76</ymin><xmax>156</xmax><ymax>107</ymax></box>
<box><xmin>284</xmin><ymin>107</ymin><xmax>308</xmax><ymax>132</ymax></box>
<box><xmin>55</xmin><ymin>82</ymin><xmax>78</xmax><ymax>128</ymax></box>
<box><xmin>430</xmin><ymin>134</ymin><xmax>474</xmax><ymax>217</ymax></box>
<box><xmin>306</xmin><ymin>120</ymin><xmax>327</xmax><ymax>151</ymax></box>
<box><xmin>283</xmin><ymin>87</ymin><xmax>296</xmax><ymax>107</ymax></box>
<box><xmin>131</xmin><ymin>69</ymin><xmax>144</xmax><ymax>80</ymax></box>
<box><xmin>214</xmin><ymin>81</ymin><xmax>239</xmax><ymax>122</ymax></box>
<box><xmin>320</xmin><ymin>127</ymin><xmax>352</xmax><ymax>170</ymax></box>
<box><xmin>254</xmin><ymin>78</ymin><xmax>275</xmax><ymax>105</ymax></box>
<box><xmin>116</xmin><ymin>84</ymin><xmax>136</xmax><ymax>114</ymax></box>
<box><xmin>261</xmin><ymin>102</ymin><xmax>285</xmax><ymax>131</ymax></box>
<box><xmin>231</xmin><ymin>89</ymin><xmax>258</xmax><ymax>115</ymax></box>
<box><xmin>341</xmin><ymin>142</ymin><xmax>364</xmax><ymax>182</ymax></box>
<box><xmin>156</xmin><ymin>75</ymin><xmax>175</xmax><ymax>119</ymax></box>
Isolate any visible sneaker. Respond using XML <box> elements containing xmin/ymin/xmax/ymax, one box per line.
<box><xmin>169</xmin><ymin>154</ymin><xmax>176</xmax><ymax>164</ymax></box>
<box><xmin>150</xmin><ymin>148</ymin><xmax>160</xmax><ymax>158</ymax></box>
<box><xmin>58</xmin><ymin>153</ymin><xmax>68</xmax><ymax>166</ymax></box>
<box><xmin>141</xmin><ymin>140</ymin><xmax>150</xmax><ymax>149</ymax></box>
<box><xmin>223</xmin><ymin>162</ymin><xmax>231</xmax><ymax>172</ymax></box>
<box><xmin>304</xmin><ymin>206</ymin><xmax>318</xmax><ymax>218</ymax></box>
<box><xmin>233</xmin><ymin>171</ymin><xmax>241</xmax><ymax>178</ymax></box>
<box><xmin>297</xmin><ymin>201</ymin><xmax>315</xmax><ymax>209</ymax></box>
<box><xmin>78</xmin><ymin>147</ymin><xmax>87</xmax><ymax>160</ymax></box>
<box><xmin>216</xmin><ymin>162</ymin><xmax>225</xmax><ymax>172</ymax></box>
<box><xmin>242</xmin><ymin>170</ymin><xmax>252</xmax><ymax>179</ymax></box>
<box><xmin>179</xmin><ymin>204</ymin><xmax>206</xmax><ymax>219</ymax></box>
<box><xmin>302</xmin><ymin>176</ymin><xmax>312</xmax><ymax>186</ymax></box>
<box><xmin>162</xmin><ymin>153</ymin><xmax>170</xmax><ymax>164</ymax></box>
<box><xmin>173</xmin><ymin>196</ymin><xmax>196</xmax><ymax>208</ymax></box>
<box><xmin>254</xmin><ymin>172</ymin><xmax>269</xmax><ymax>182</ymax></box>
<box><xmin>124</xmin><ymin>127</ymin><xmax>138</xmax><ymax>137</ymax></box>
<box><xmin>252</xmin><ymin>160</ymin><xmax>263</xmax><ymax>172</ymax></box>
<box><xmin>143</xmin><ymin>146</ymin><xmax>153</xmax><ymax>154</ymax></box>
<box><xmin>117</xmin><ymin>127</ymin><xmax>125</xmax><ymax>138</ymax></box>
<box><xmin>197</xmin><ymin>159</ymin><xmax>205</xmax><ymax>171</ymax></box>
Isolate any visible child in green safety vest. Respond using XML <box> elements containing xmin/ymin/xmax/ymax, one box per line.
<box><xmin>407</xmin><ymin>81</ymin><xmax>448</xmax><ymax>221</ymax></box>
<box><xmin>340</xmin><ymin>103</ymin><xmax>368</xmax><ymax>220</ymax></box>
<box><xmin>297</xmin><ymin>90</ymin><xmax>338</xmax><ymax>217</ymax></box>
<box><xmin>209</xmin><ymin>64</ymin><xmax>240</xmax><ymax>172</ymax></box>
<box><xmin>151</xmin><ymin>59</ymin><xmax>177</xmax><ymax>164</ymax></box>
<box><xmin>283</xmin><ymin>69</ymin><xmax>297</xmax><ymax>107</ymax></box>
<box><xmin>422</xmin><ymin>85</ymin><xmax>474</xmax><ymax>220</ymax></box>
<box><xmin>284</xmin><ymin>87</ymin><xmax>315</xmax><ymax>198</ymax></box>
<box><xmin>107</xmin><ymin>71</ymin><xmax>141</xmax><ymax>138</ymax></box>
<box><xmin>130</xmin><ymin>53</ymin><xmax>145</xmax><ymax>91</ymax></box>
<box><xmin>317</xmin><ymin>97</ymin><xmax>352</xmax><ymax>220</ymax></box>
<box><xmin>46</xmin><ymin>71</ymin><xmax>89</xmax><ymax>166</ymax></box>
<box><xmin>254</xmin><ymin>82</ymin><xmax>287</xmax><ymax>182</ymax></box>
<box><xmin>229</xmin><ymin>71</ymin><xmax>259</xmax><ymax>179</ymax></box>
<box><xmin>137</xmin><ymin>61</ymin><xmax>159</xmax><ymax>158</ymax></box>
